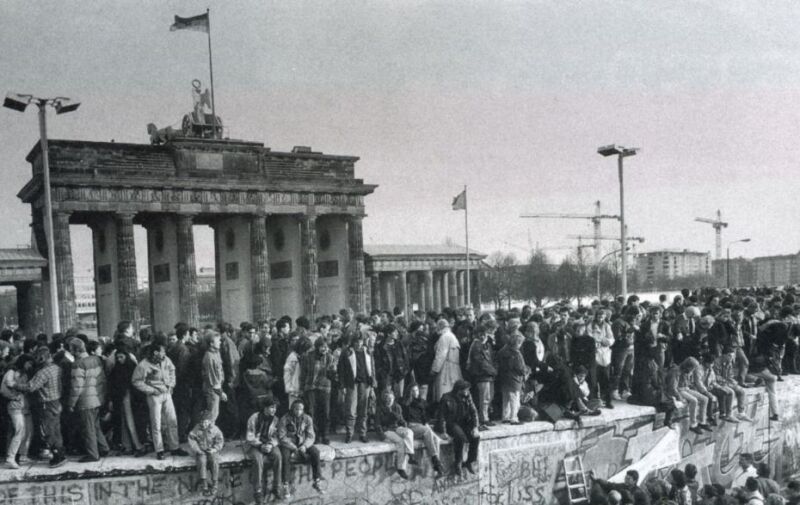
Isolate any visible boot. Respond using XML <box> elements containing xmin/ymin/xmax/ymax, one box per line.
<box><xmin>432</xmin><ymin>456</ymin><xmax>443</xmax><ymax>478</ymax></box>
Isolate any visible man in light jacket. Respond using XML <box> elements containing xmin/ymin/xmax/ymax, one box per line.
<box><xmin>133</xmin><ymin>343</ymin><xmax>188</xmax><ymax>459</ymax></box>
<box><xmin>431</xmin><ymin>319</ymin><xmax>462</xmax><ymax>402</ymax></box>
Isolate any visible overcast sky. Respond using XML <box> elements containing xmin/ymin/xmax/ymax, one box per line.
<box><xmin>2</xmin><ymin>1</ymin><xmax>800</xmax><ymax>277</ymax></box>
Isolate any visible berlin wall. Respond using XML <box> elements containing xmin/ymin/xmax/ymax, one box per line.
<box><xmin>0</xmin><ymin>378</ymin><xmax>798</xmax><ymax>505</ymax></box>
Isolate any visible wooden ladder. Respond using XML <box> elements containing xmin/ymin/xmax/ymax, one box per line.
<box><xmin>563</xmin><ymin>455</ymin><xmax>589</xmax><ymax>505</ymax></box>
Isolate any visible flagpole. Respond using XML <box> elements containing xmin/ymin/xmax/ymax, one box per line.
<box><xmin>464</xmin><ymin>184</ymin><xmax>471</xmax><ymax>307</ymax></box>
<box><xmin>206</xmin><ymin>8</ymin><xmax>218</xmax><ymax>139</ymax></box>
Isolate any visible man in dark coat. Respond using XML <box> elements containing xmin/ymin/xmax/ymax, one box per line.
<box><xmin>436</xmin><ymin>380</ymin><xmax>480</xmax><ymax>477</ymax></box>
<box><xmin>468</xmin><ymin>319</ymin><xmax>497</xmax><ymax>429</ymax></box>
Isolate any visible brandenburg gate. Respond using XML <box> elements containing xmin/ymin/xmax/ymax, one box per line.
<box><xmin>18</xmin><ymin>138</ymin><xmax>375</xmax><ymax>336</ymax></box>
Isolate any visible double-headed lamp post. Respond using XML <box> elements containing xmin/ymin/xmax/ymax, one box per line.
<box><xmin>4</xmin><ymin>92</ymin><xmax>80</xmax><ymax>334</ymax></box>
<box><xmin>598</xmin><ymin>144</ymin><xmax>639</xmax><ymax>300</ymax></box>
<box><xmin>727</xmin><ymin>238</ymin><xmax>751</xmax><ymax>289</ymax></box>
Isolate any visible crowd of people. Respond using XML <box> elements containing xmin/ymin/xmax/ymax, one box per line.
<box><xmin>590</xmin><ymin>455</ymin><xmax>800</xmax><ymax>505</ymax></box>
<box><xmin>0</xmin><ymin>285</ymin><xmax>798</xmax><ymax>503</ymax></box>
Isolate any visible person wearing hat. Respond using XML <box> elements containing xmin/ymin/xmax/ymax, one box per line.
<box><xmin>430</xmin><ymin>319</ymin><xmax>462</xmax><ymax>402</ymax></box>
<box><xmin>245</xmin><ymin>397</ymin><xmax>283</xmax><ymax>503</ymax></box>
<box><xmin>468</xmin><ymin>318</ymin><xmax>498</xmax><ymax>429</ymax></box>
<box><xmin>436</xmin><ymin>379</ymin><xmax>480</xmax><ymax>477</ymax></box>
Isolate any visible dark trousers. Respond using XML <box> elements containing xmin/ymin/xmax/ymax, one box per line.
<box><xmin>249</xmin><ymin>446</ymin><xmax>282</xmax><ymax>494</ymax></box>
<box><xmin>78</xmin><ymin>407</ymin><xmax>109</xmax><ymax>459</ymax></box>
<box><xmin>280</xmin><ymin>445</ymin><xmax>321</xmax><ymax>483</ymax></box>
<box><xmin>784</xmin><ymin>339</ymin><xmax>799</xmax><ymax>374</ymax></box>
<box><xmin>218</xmin><ymin>383</ymin><xmax>240</xmax><ymax>438</ymax></box>
<box><xmin>446</xmin><ymin>423</ymin><xmax>479</xmax><ymax>469</ymax></box>
<box><xmin>173</xmin><ymin>387</ymin><xmax>193</xmax><ymax>443</ymax></box>
<box><xmin>610</xmin><ymin>347</ymin><xmax>634</xmax><ymax>394</ymax></box>
<box><xmin>305</xmin><ymin>389</ymin><xmax>330</xmax><ymax>440</ymax></box>
<box><xmin>588</xmin><ymin>362</ymin><xmax>612</xmax><ymax>405</ymax></box>
<box><xmin>41</xmin><ymin>400</ymin><xmax>64</xmax><ymax>453</ymax></box>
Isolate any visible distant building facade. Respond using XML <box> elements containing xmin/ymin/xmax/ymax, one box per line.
<box><xmin>636</xmin><ymin>250</ymin><xmax>711</xmax><ymax>283</ymax></box>
<box><xmin>713</xmin><ymin>251</ymin><xmax>800</xmax><ymax>287</ymax></box>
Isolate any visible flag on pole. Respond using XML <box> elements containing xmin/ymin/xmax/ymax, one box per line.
<box><xmin>170</xmin><ymin>13</ymin><xmax>210</xmax><ymax>33</ymax></box>
<box><xmin>452</xmin><ymin>190</ymin><xmax>466</xmax><ymax>210</ymax></box>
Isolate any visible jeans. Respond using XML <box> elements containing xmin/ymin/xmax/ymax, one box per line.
<box><xmin>710</xmin><ymin>386</ymin><xmax>734</xmax><ymax>417</ymax></box>
<box><xmin>446</xmin><ymin>423</ymin><xmax>479</xmax><ymax>469</ymax></box>
<box><xmin>118</xmin><ymin>392</ymin><xmax>143</xmax><ymax>451</ymax></box>
<box><xmin>502</xmin><ymin>390</ymin><xmax>520</xmax><ymax>422</ymax></box>
<box><xmin>248</xmin><ymin>446</ymin><xmax>282</xmax><ymax>494</ymax></box>
<box><xmin>588</xmin><ymin>362</ymin><xmax>612</xmax><ymax>405</ymax></box>
<box><xmin>40</xmin><ymin>400</ymin><xmax>63</xmax><ymax>452</ymax></box>
<box><xmin>610</xmin><ymin>347</ymin><xmax>634</xmax><ymax>394</ymax></box>
<box><xmin>305</xmin><ymin>389</ymin><xmax>330</xmax><ymax>440</ymax></box>
<box><xmin>203</xmin><ymin>390</ymin><xmax>220</xmax><ymax>425</ymax></box>
<box><xmin>679</xmin><ymin>388</ymin><xmax>708</xmax><ymax>426</ymax></box>
<box><xmin>280</xmin><ymin>445</ymin><xmax>321</xmax><ymax>483</ymax></box>
<box><xmin>343</xmin><ymin>383</ymin><xmax>371</xmax><ymax>437</ymax></box>
<box><xmin>747</xmin><ymin>370</ymin><xmax>778</xmax><ymax>417</ymax></box>
<box><xmin>7</xmin><ymin>409</ymin><xmax>32</xmax><ymax>460</ymax></box>
<box><xmin>384</xmin><ymin>427</ymin><xmax>414</xmax><ymax>471</ymax></box>
<box><xmin>408</xmin><ymin>423</ymin><xmax>441</xmax><ymax>459</ymax></box>
<box><xmin>731</xmin><ymin>348</ymin><xmax>750</xmax><ymax>384</ymax></box>
<box><xmin>194</xmin><ymin>451</ymin><xmax>220</xmax><ymax>484</ymax></box>
<box><xmin>78</xmin><ymin>407</ymin><xmax>109</xmax><ymax>459</ymax></box>
<box><xmin>475</xmin><ymin>381</ymin><xmax>493</xmax><ymax>424</ymax></box>
<box><xmin>147</xmin><ymin>393</ymin><xmax>179</xmax><ymax>453</ymax></box>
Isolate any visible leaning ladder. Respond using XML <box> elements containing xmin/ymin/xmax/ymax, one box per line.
<box><xmin>563</xmin><ymin>455</ymin><xmax>589</xmax><ymax>505</ymax></box>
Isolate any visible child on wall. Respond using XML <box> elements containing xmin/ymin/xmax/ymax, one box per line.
<box><xmin>187</xmin><ymin>418</ymin><xmax>225</xmax><ymax>496</ymax></box>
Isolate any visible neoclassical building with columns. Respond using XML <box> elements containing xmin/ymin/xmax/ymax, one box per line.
<box><xmin>18</xmin><ymin>138</ymin><xmax>375</xmax><ymax>336</ymax></box>
<box><xmin>364</xmin><ymin>245</ymin><xmax>486</xmax><ymax>314</ymax></box>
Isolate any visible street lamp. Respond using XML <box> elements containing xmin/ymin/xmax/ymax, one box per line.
<box><xmin>726</xmin><ymin>238</ymin><xmax>751</xmax><ymax>289</ymax></box>
<box><xmin>4</xmin><ymin>92</ymin><xmax>80</xmax><ymax>334</ymax></box>
<box><xmin>598</xmin><ymin>144</ymin><xmax>638</xmax><ymax>300</ymax></box>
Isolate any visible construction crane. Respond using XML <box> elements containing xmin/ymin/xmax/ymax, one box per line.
<box><xmin>502</xmin><ymin>241</ymin><xmax>591</xmax><ymax>260</ymax></box>
<box><xmin>520</xmin><ymin>201</ymin><xmax>619</xmax><ymax>265</ymax></box>
<box><xmin>695</xmin><ymin>210</ymin><xmax>728</xmax><ymax>259</ymax></box>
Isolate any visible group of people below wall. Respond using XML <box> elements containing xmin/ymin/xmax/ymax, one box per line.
<box><xmin>0</xmin><ymin>285</ymin><xmax>798</xmax><ymax>503</ymax></box>
<box><xmin>591</xmin><ymin>456</ymin><xmax>800</xmax><ymax>505</ymax></box>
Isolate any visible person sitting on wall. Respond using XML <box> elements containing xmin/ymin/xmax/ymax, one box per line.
<box><xmin>245</xmin><ymin>397</ymin><xmax>283</xmax><ymax>504</ymax></box>
<box><xmin>572</xmin><ymin>366</ymin><xmax>601</xmax><ymax>416</ymax></box>
<box><xmin>435</xmin><ymin>379</ymin><xmax>480</xmax><ymax>478</ymax></box>
<box><xmin>277</xmin><ymin>399</ymin><xmax>325</xmax><ymax>499</ymax></box>
<box><xmin>375</xmin><ymin>389</ymin><xmax>417</xmax><ymax>480</ymax></box>
<box><xmin>187</xmin><ymin>418</ymin><xmax>224</xmax><ymax>497</ymax></box>
<box><xmin>402</xmin><ymin>384</ymin><xmax>444</xmax><ymax>478</ymax></box>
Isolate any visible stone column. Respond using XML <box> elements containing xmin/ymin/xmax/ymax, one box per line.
<box><xmin>396</xmin><ymin>271</ymin><xmax>408</xmax><ymax>315</ymax></box>
<box><xmin>15</xmin><ymin>283</ymin><xmax>34</xmax><ymax>337</ymax></box>
<box><xmin>300</xmin><ymin>215</ymin><xmax>319</xmax><ymax>319</ymax></box>
<box><xmin>53</xmin><ymin>211</ymin><xmax>77</xmax><ymax>330</ymax></box>
<box><xmin>447</xmin><ymin>270</ymin><xmax>458</xmax><ymax>308</ymax></box>
<box><xmin>115</xmin><ymin>212</ymin><xmax>140</xmax><ymax>326</ymax></box>
<box><xmin>416</xmin><ymin>272</ymin><xmax>426</xmax><ymax>311</ymax></box>
<box><xmin>211</xmin><ymin>222</ymin><xmax>223</xmax><ymax>322</ymax></box>
<box><xmin>176</xmin><ymin>214</ymin><xmax>199</xmax><ymax>327</ymax></box>
<box><xmin>424</xmin><ymin>270</ymin><xmax>434</xmax><ymax>311</ymax></box>
<box><xmin>370</xmin><ymin>272</ymin><xmax>380</xmax><ymax>312</ymax></box>
<box><xmin>347</xmin><ymin>216</ymin><xmax>367</xmax><ymax>312</ymax></box>
<box><xmin>457</xmin><ymin>270</ymin><xmax>466</xmax><ymax>307</ymax></box>
<box><xmin>439</xmin><ymin>272</ymin><xmax>450</xmax><ymax>310</ymax></box>
<box><xmin>433</xmin><ymin>272</ymin><xmax>441</xmax><ymax>311</ymax></box>
<box><xmin>250</xmin><ymin>214</ymin><xmax>270</xmax><ymax>322</ymax></box>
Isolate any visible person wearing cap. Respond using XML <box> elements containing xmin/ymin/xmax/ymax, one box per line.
<box><xmin>436</xmin><ymin>379</ymin><xmax>480</xmax><ymax>477</ymax></box>
<box><xmin>468</xmin><ymin>318</ymin><xmax>498</xmax><ymax>429</ymax></box>
<box><xmin>430</xmin><ymin>319</ymin><xmax>462</xmax><ymax>402</ymax></box>
<box><xmin>245</xmin><ymin>397</ymin><xmax>283</xmax><ymax>503</ymax></box>
<box><xmin>277</xmin><ymin>399</ymin><xmax>325</xmax><ymax>498</ymax></box>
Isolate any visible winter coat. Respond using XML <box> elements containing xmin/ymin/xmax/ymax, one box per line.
<box><xmin>301</xmin><ymin>351</ymin><xmax>335</xmax><ymax>393</ymax></box>
<box><xmin>430</xmin><ymin>329</ymin><xmax>462</xmax><ymax>401</ymax></box>
<box><xmin>496</xmin><ymin>345</ymin><xmax>527</xmax><ymax>393</ymax></box>
<box><xmin>277</xmin><ymin>413</ymin><xmax>315</xmax><ymax>451</ymax></box>
<box><xmin>375</xmin><ymin>401</ymin><xmax>406</xmax><ymax>438</ymax></box>
<box><xmin>246</xmin><ymin>412</ymin><xmax>279</xmax><ymax>448</ymax></box>
<box><xmin>589</xmin><ymin>321</ymin><xmax>615</xmax><ymax>366</ymax></box>
<box><xmin>132</xmin><ymin>357</ymin><xmax>176</xmax><ymax>397</ymax></box>
<box><xmin>188</xmin><ymin>422</ymin><xmax>224</xmax><ymax>453</ymax></box>
<box><xmin>1</xmin><ymin>370</ymin><xmax>29</xmax><ymax>413</ymax></box>
<box><xmin>68</xmin><ymin>354</ymin><xmax>107</xmax><ymax>411</ymax></box>
<box><xmin>337</xmin><ymin>348</ymin><xmax>375</xmax><ymax>389</ymax></box>
<box><xmin>467</xmin><ymin>337</ymin><xmax>497</xmax><ymax>382</ymax></box>
<box><xmin>571</xmin><ymin>335</ymin><xmax>597</xmax><ymax>368</ymax></box>
<box><xmin>202</xmin><ymin>349</ymin><xmax>225</xmax><ymax>393</ymax></box>
<box><xmin>374</xmin><ymin>339</ymin><xmax>410</xmax><ymax>389</ymax></box>
<box><xmin>283</xmin><ymin>352</ymin><xmax>302</xmax><ymax>396</ymax></box>
<box><xmin>436</xmin><ymin>390</ymin><xmax>478</xmax><ymax>432</ymax></box>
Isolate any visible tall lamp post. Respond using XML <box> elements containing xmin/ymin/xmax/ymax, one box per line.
<box><xmin>4</xmin><ymin>92</ymin><xmax>80</xmax><ymax>334</ymax></box>
<box><xmin>598</xmin><ymin>144</ymin><xmax>638</xmax><ymax>300</ymax></box>
<box><xmin>726</xmin><ymin>238</ymin><xmax>751</xmax><ymax>289</ymax></box>
<box><xmin>597</xmin><ymin>248</ymin><xmax>622</xmax><ymax>299</ymax></box>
